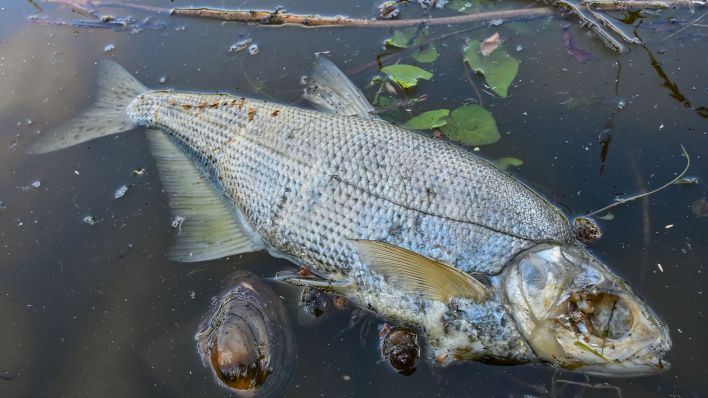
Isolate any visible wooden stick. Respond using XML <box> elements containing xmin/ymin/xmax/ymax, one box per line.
<box><xmin>169</xmin><ymin>7</ymin><xmax>557</xmax><ymax>27</ymax></box>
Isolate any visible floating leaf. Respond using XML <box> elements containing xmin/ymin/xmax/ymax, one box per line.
<box><xmin>495</xmin><ymin>157</ymin><xmax>523</xmax><ymax>170</ymax></box>
<box><xmin>440</xmin><ymin>104</ymin><xmax>499</xmax><ymax>146</ymax></box>
<box><xmin>402</xmin><ymin>109</ymin><xmax>450</xmax><ymax>130</ymax></box>
<box><xmin>480</xmin><ymin>32</ymin><xmax>501</xmax><ymax>57</ymax></box>
<box><xmin>380</xmin><ymin>64</ymin><xmax>433</xmax><ymax>89</ymax></box>
<box><xmin>464</xmin><ymin>39</ymin><xmax>519</xmax><ymax>97</ymax></box>
<box><xmin>412</xmin><ymin>44</ymin><xmax>439</xmax><ymax>63</ymax></box>
<box><xmin>385</xmin><ymin>28</ymin><xmax>424</xmax><ymax>48</ymax></box>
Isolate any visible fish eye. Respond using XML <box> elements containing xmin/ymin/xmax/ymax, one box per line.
<box><xmin>565</xmin><ymin>291</ymin><xmax>634</xmax><ymax>340</ymax></box>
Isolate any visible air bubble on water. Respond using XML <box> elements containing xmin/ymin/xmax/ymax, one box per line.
<box><xmin>83</xmin><ymin>215</ymin><xmax>101</xmax><ymax>226</ymax></box>
<box><xmin>104</xmin><ymin>43</ymin><xmax>116</xmax><ymax>52</ymax></box>
<box><xmin>189</xmin><ymin>290</ymin><xmax>196</xmax><ymax>300</ymax></box>
<box><xmin>248</xmin><ymin>44</ymin><xmax>260</xmax><ymax>56</ymax></box>
<box><xmin>114</xmin><ymin>185</ymin><xmax>128</xmax><ymax>199</ymax></box>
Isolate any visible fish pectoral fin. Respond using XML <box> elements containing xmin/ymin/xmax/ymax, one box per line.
<box><xmin>352</xmin><ymin>240</ymin><xmax>488</xmax><ymax>303</ymax></box>
<box><xmin>302</xmin><ymin>56</ymin><xmax>378</xmax><ymax>119</ymax></box>
<box><xmin>273</xmin><ymin>270</ymin><xmax>352</xmax><ymax>294</ymax></box>
<box><xmin>147</xmin><ymin>130</ymin><xmax>264</xmax><ymax>262</ymax></box>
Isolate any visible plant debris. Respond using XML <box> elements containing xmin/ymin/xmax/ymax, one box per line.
<box><xmin>480</xmin><ymin>32</ymin><xmax>501</xmax><ymax>57</ymax></box>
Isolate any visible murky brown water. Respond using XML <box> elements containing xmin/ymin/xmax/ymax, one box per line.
<box><xmin>1</xmin><ymin>0</ymin><xmax>706</xmax><ymax>396</ymax></box>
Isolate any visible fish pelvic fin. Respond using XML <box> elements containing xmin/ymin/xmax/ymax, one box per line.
<box><xmin>352</xmin><ymin>240</ymin><xmax>488</xmax><ymax>303</ymax></box>
<box><xmin>146</xmin><ymin>130</ymin><xmax>265</xmax><ymax>262</ymax></box>
<box><xmin>302</xmin><ymin>56</ymin><xmax>377</xmax><ymax>119</ymax></box>
<box><xmin>28</xmin><ymin>60</ymin><xmax>148</xmax><ymax>154</ymax></box>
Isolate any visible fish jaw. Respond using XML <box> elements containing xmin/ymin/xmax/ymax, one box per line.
<box><xmin>501</xmin><ymin>244</ymin><xmax>671</xmax><ymax>376</ymax></box>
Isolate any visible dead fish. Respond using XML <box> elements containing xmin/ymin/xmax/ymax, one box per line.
<box><xmin>30</xmin><ymin>58</ymin><xmax>670</xmax><ymax>376</ymax></box>
<box><xmin>195</xmin><ymin>271</ymin><xmax>295</xmax><ymax>396</ymax></box>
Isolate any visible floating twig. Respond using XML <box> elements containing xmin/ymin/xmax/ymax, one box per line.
<box><xmin>169</xmin><ymin>7</ymin><xmax>557</xmax><ymax>27</ymax></box>
<box><xmin>586</xmin><ymin>145</ymin><xmax>691</xmax><ymax>217</ymax></box>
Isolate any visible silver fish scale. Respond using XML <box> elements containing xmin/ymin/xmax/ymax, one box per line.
<box><xmin>128</xmin><ymin>91</ymin><xmax>574</xmax><ymax>275</ymax></box>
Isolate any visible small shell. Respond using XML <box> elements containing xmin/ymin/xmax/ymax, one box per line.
<box><xmin>380</xmin><ymin>325</ymin><xmax>420</xmax><ymax>376</ymax></box>
<box><xmin>573</xmin><ymin>216</ymin><xmax>602</xmax><ymax>243</ymax></box>
<box><xmin>195</xmin><ymin>272</ymin><xmax>295</xmax><ymax>396</ymax></box>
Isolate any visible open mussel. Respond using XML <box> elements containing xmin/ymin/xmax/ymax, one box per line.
<box><xmin>195</xmin><ymin>271</ymin><xmax>295</xmax><ymax>397</ymax></box>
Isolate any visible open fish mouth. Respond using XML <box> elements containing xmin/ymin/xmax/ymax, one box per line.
<box><xmin>503</xmin><ymin>244</ymin><xmax>671</xmax><ymax>376</ymax></box>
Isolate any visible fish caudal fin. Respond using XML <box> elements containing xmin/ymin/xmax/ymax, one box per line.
<box><xmin>146</xmin><ymin>130</ymin><xmax>265</xmax><ymax>262</ymax></box>
<box><xmin>28</xmin><ymin>60</ymin><xmax>147</xmax><ymax>154</ymax></box>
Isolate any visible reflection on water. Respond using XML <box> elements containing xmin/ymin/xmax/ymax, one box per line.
<box><xmin>1</xmin><ymin>0</ymin><xmax>706</xmax><ymax>397</ymax></box>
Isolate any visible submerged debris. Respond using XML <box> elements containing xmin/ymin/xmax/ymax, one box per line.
<box><xmin>673</xmin><ymin>175</ymin><xmax>699</xmax><ymax>185</ymax></box>
<box><xmin>691</xmin><ymin>198</ymin><xmax>708</xmax><ymax>218</ymax></box>
<box><xmin>301</xmin><ymin>286</ymin><xmax>327</xmax><ymax>318</ymax></box>
<box><xmin>379</xmin><ymin>324</ymin><xmax>420</xmax><ymax>376</ymax></box>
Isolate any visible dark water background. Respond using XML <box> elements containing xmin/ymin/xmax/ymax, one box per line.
<box><xmin>0</xmin><ymin>0</ymin><xmax>706</xmax><ymax>396</ymax></box>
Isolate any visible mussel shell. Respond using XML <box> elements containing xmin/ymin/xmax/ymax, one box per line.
<box><xmin>196</xmin><ymin>271</ymin><xmax>295</xmax><ymax>397</ymax></box>
<box><xmin>380</xmin><ymin>325</ymin><xmax>420</xmax><ymax>376</ymax></box>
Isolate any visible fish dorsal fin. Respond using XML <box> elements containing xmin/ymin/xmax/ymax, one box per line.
<box><xmin>146</xmin><ymin>130</ymin><xmax>264</xmax><ymax>262</ymax></box>
<box><xmin>352</xmin><ymin>240</ymin><xmax>488</xmax><ymax>303</ymax></box>
<box><xmin>302</xmin><ymin>56</ymin><xmax>376</xmax><ymax>119</ymax></box>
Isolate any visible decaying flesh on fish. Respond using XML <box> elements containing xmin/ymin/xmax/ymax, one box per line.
<box><xmin>30</xmin><ymin>57</ymin><xmax>671</xmax><ymax>377</ymax></box>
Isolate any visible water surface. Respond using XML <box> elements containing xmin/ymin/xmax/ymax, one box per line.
<box><xmin>0</xmin><ymin>0</ymin><xmax>706</xmax><ymax>396</ymax></box>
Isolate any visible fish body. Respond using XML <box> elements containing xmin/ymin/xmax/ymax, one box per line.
<box><xmin>31</xmin><ymin>59</ymin><xmax>670</xmax><ymax>375</ymax></box>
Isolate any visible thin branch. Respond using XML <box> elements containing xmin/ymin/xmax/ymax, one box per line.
<box><xmin>169</xmin><ymin>7</ymin><xmax>557</xmax><ymax>27</ymax></box>
<box><xmin>586</xmin><ymin>145</ymin><xmax>690</xmax><ymax>217</ymax></box>
<box><xmin>463</xmin><ymin>63</ymin><xmax>485</xmax><ymax>107</ymax></box>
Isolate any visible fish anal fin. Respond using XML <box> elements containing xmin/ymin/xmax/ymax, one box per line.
<box><xmin>352</xmin><ymin>240</ymin><xmax>488</xmax><ymax>303</ymax></box>
<box><xmin>302</xmin><ymin>56</ymin><xmax>377</xmax><ymax>119</ymax></box>
<box><xmin>146</xmin><ymin>130</ymin><xmax>264</xmax><ymax>262</ymax></box>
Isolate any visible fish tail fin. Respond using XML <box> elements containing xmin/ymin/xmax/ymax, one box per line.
<box><xmin>28</xmin><ymin>60</ymin><xmax>148</xmax><ymax>154</ymax></box>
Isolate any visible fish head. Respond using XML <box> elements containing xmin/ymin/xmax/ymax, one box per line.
<box><xmin>502</xmin><ymin>243</ymin><xmax>671</xmax><ymax>376</ymax></box>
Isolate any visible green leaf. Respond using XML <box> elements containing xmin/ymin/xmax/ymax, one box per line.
<box><xmin>495</xmin><ymin>157</ymin><xmax>523</xmax><ymax>170</ymax></box>
<box><xmin>380</xmin><ymin>64</ymin><xmax>433</xmax><ymax>89</ymax></box>
<box><xmin>440</xmin><ymin>104</ymin><xmax>500</xmax><ymax>146</ymax></box>
<box><xmin>385</xmin><ymin>28</ymin><xmax>424</xmax><ymax>48</ymax></box>
<box><xmin>464</xmin><ymin>39</ymin><xmax>520</xmax><ymax>97</ymax></box>
<box><xmin>412</xmin><ymin>44</ymin><xmax>439</xmax><ymax>63</ymax></box>
<box><xmin>402</xmin><ymin>109</ymin><xmax>450</xmax><ymax>129</ymax></box>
